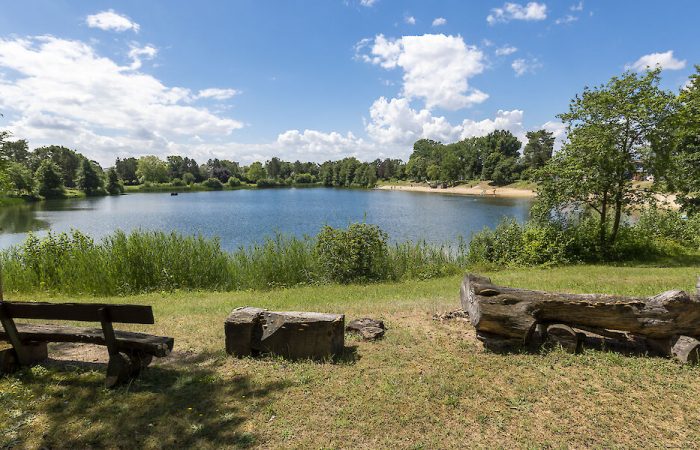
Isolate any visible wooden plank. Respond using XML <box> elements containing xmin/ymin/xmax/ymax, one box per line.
<box><xmin>1</xmin><ymin>302</ymin><xmax>154</xmax><ymax>324</ymax></box>
<box><xmin>0</xmin><ymin>323</ymin><xmax>174</xmax><ymax>357</ymax></box>
<box><xmin>98</xmin><ymin>307</ymin><xmax>119</xmax><ymax>356</ymax></box>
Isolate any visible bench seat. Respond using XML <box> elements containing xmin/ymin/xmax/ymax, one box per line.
<box><xmin>0</xmin><ymin>323</ymin><xmax>174</xmax><ymax>357</ymax></box>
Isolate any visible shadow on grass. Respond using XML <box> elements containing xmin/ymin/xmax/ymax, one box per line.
<box><xmin>5</xmin><ymin>351</ymin><xmax>291</xmax><ymax>448</ymax></box>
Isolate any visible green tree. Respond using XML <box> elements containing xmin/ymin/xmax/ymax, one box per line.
<box><xmin>246</xmin><ymin>162</ymin><xmax>267</xmax><ymax>183</ymax></box>
<box><xmin>534</xmin><ymin>69</ymin><xmax>676</xmax><ymax>253</ymax></box>
<box><xmin>265</xmin><ymin>157</ymin><xmax>282</xmax><ymax>179</ymax></box>
<box><xmin>7</xmin><ymin>162</ymin><xmax>34</xmax><ymax>195</ymax></box>
<box><xmin>182</xmin><ymin>172</ymin><xmax>196</xmax><ymax>185</ymax></box>
<box><xmin>667</xmin><ymin>66</ymin><xmax>700</xmax><ymax>214</ymax></box>
<box><xmin>115</xmin><ymin>157</ymin><xmax>139</xmax><ymax>185</ymax></box>
<box><xmin>1</xmin><ymin>139</ymin><xmax>30</xmax><ymax>164</ymax></box>
<box><xmin>34</xmin><ymin>159</ymin><xmax>65</xmax><ymax>198</ymax></box>
<box><xmin>31</xmin><ymin>146</ymin><xmax>82</xmax><ymax>187</ymax></box>
<box><xmin>77</xmin><ymin>159</ymin><xmax>105</xmax><ymax>194</ymax></box>
<box><xmin>106</xmin><ymin>167</ymin><xmax>124</xmax><ymax>195</ymax></box>
<box><xmin>136</xmin><ymin>155</ymin><xmax>169</xmax><ymax>184</ymax></box>
<box><xmin>523</xmin><ymin>129</ymin><xmax>555</xmax><ymax>170</ymax></box>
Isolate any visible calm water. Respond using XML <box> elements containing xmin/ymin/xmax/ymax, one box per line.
<box><xmin>0</xmin><ymin>188</ymin><xmax>532</xmax><ymax>251</ymax></box>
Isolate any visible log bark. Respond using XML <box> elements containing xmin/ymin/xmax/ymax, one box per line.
<box><xmin>460</xmin><ymin>274</ymin><xmax>700</xmax><ymax>341</ymax></box>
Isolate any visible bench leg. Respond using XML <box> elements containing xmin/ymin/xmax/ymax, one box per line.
<box><xmin>127</xmin><ymin>351</ymin><xmax>153</xmax><ymax>377</ymax></box>
<box><xmin>105</xmin><ymin>353</ymin><xmax>133</xmax><ymax>389</ymax></box>
<box><xmin>0</xmin><ymin>342</ymin><xmax>48</xmax><ymax>374</ymax></box>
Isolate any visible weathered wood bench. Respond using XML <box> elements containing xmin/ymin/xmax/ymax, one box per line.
<box><xmin>0</xmin><ymin>300</ymin><xmax>174</xmax><ymax>388</ymax></box>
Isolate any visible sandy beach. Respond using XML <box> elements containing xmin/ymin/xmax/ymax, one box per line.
<box><xmin>375</xmin><ymin>182</ymin><xmax>537</xmax><ymax>198</ymax></box>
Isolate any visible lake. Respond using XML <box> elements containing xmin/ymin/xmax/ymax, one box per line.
<box><xmin>0</xmin><ymin>188</ymin><xmax>532</xmax><ymax>251</ymax></box>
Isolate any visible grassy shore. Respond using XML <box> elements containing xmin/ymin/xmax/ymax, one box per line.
<box><xmin>2</xmin><ymin>264</ymin><xmax>700</xmax><ymax>448</ymax></box>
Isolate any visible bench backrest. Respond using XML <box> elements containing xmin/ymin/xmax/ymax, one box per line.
<box><xmin>0</xmin><ymin>301</ymin><xmax>154</xmax><ymax>324</ymax></box>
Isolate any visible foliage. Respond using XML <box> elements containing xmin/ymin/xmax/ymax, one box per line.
<box><xmin>293</xmin><ymin>173</ymin><xmax>315</xmax><ymax>184</ymax></box>
<box><xmin>136</xmin><ymin>155</ymin><xmax>169</xmax><ymax>184</ymax></box>
<box><xmin>115</xmin><ymin>157</ymin><xmax>139</xmax><ymax>185</ymax></box>
<box><xmin>34</xmin><ymin>160</ymin><xmax>65</xmax><ymax>198</ymax></box>
<box><xmin>202</xmin><ymin>177</ymin><xmax>224</xmax><ymax>190</ymax></box>
<box><xmin>1</xmin><ymin>225</ymin><xmax>466</xmax><ymax>294</ymax></box>
<box><xmin>106</xmin><ymin>168</ymin><xmax>124</xmax><ymax>195</ymax></box>
<box><xmin>6</xmin><ymin>162</ymin><xmax>34</xmax><ymax>195</ymax></box>
<box><xmin>534</xmin><ymin>69</ymin><xmax>676</xmax><ymax>255</ymax></box>
<box><xmin>77</xmin><ymin>159</ymin><xmax>105</xmax><ymax>195</ymax></box>
<box><xmin>182</xmin><ymin>172</ymin><xmax>196</xmax><ymax>185</ymax></box>
<box><xmin>666</xmin><ymin>65</ymin><xmax>700</xmax><ymax>214</ymax></box>
<box><xmin>246</xmin><ymin>162</ymin><xmax>267</xmax><ymax>183</ymax></box>
<box><xmin>522</xmin><ymin>129</ymin><xmax>554</xmax><ymax>178</ymax></box>
<box><xmin>227</xmin><ymin>176</ymin><xmax>241</xmax><ymax>187</ymax></box>
<box><xmin>315</xmin><ymin>223</ymin><xmax>389</xmax><ymax>283</ymax></box>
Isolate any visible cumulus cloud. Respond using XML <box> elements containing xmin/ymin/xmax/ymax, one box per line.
<box><xmin>405</xmin><ymin>16</ymin><xmax>416</xmax><ymax>25</ymax></box>
<box><xmin>487</xmin><ymin>2</ymin><xmax>547</xmax><ymax>25</ymax></box>
<box><xmin>0</xmin><ymin>36</ymin><xmax>243</xmax><ymax>165</ymax></box>
<box><xmin>495</xmin><ymin>45</ymin><xmax>518</xmax><ymax>56</ymax></box>
<box><xmin>626</xmin><ymin>50</ymin><xmax>686</xmax><ymax>72</ymax></box>
<box><xmin>127</xmin><ymin>44</ymin><xmax>157</xmax><ymax>69</ymax></box>
<box><xmin>432</xmin><ymin>17</ymin><xmax>447</xmax><ymax>27</ymax></box>
<box><xmin>196</xmin><ymin>88</ymin><xmax>239</xmax><ymax>100</ymax></box>
<box><xmin>366</xmin><ymin>96</ymin><xmax>524</xmax><ymax>147</ymax></box>
<box><xmin>512</xmin><ymin>58</ymin><xmax>542</xmax><ymax>76</ymax></box>
<box><xmin>358</xmin><ymin>34</ymin><xmax>487</xmax><ymax>110</ymax></box>
<box><xmin>86</xmin><ymin>10</ymin><xmax>140</xmax><ymax>33</ymax></box>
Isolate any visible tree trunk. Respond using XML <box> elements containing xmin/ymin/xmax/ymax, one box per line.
<box><xmin>461</xmin><ymin>274</ymin><xmax>700</xmax><ymax>342</ymax></box>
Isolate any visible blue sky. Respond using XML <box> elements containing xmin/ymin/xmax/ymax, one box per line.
<box><xmin>0</xmin><ymin>0</ymin><xmax>698</xmax><ymax>166</ymax></box>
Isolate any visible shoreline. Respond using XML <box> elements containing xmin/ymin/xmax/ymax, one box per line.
<box><xmin>375</xmin><ymin>183</ymin><xmax>537</xmax><ymax>199</ymax></box>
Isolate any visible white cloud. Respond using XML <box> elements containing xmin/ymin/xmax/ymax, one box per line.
<box><xmin>359</xmin><ymin>34</ymin><xmax>487</xmax><ymax>110</ymax></box>
<box><xmin>555</xmin><ymin>14</ymin><xmax>578</xmax><ymax>25</ymax></box>
<box><xmin>360</xmin><ymin>0</ymin><xmax>377</xmax><ymax>6</ymax></box>
<box><xmin>405</xmin><ymin>16</ymin><xmax>416</xmax><ymax>25</ymax></box>
<box><xmin>432</xmin><ymin>17</ymin><xmax>447</xmax><ymax>27</ymax></box>
<box><xmin>86</xmin><ymin>10</ymin><xmax>140</xmax><ymax>33</ymax></box>
<box><xmin>196</xmin><ymin>88</ymin><xmax>239</xmax><ymax>100</ymax></box>
<box><xmin>512</xmin><ymin>58</ymin><xmax>542</xmax><ymax>76</ymax></box>
<box><xmin>626</xmin><ymin>50</ymin><xmax>686</xmax><ymax>72</ymax></box>
<box><xmin>0</xmin><ymin>36</ymin><xmax>243</xmax><ymax>166</ymax></box>
<box><xmin>127</xmin><ymin>44</ymin><xmax>157</xmax><ymax>69</ymax></box>
<box><xmin>570</xmin><ymin>1</ymin><xmax>584</xmax><ymax>11</ymax></box>
<box><xmin>487</xmin><ymin>2</ymin><xmax>547</xmax><ymax>25</ymax></box>
<box><xmin>542</xmin><ymin>120</ymin><xmax>567</xmax><ymax>150</ymax></box>
<box><xmin>495</xmin><ymin>45</ymin><xmax>518</xmax><ymax>56</ymax></box>
<box><xmin>366</xmin><ymin>96</ymin><xmax>524</xmax><ymax>147</ymax></box>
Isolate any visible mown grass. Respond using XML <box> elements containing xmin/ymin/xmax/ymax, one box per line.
<box><xmin>2</xmin><ymin>264</ymin><xmax>700</xmax><ymax>448</ymax></box>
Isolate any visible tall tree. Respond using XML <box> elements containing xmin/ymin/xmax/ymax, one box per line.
<box><xmin>77</xmin><ymin>159</ymin><xmax>105</xmax><ymax>194</ymax></box>
<box><xmin>115</xmin><ymin>157</ymin><xmax>139</xmax><ymax>185</ymax></box>
<box><xmin>106</xmin><ymin>167</ymin><xmax>124</xmax><ymax>195</ymax></box>
<box><xmin>136</xmin><ymin>155</ymin><xmax>169</xmax><ymax>183</ymax></box>
<box><xmin>34</xmin><ymin>160</ymin><xmax>65</xmax><ymax>198</ymax></box>
<box><xmin>266</xmin><ymin>157</ymin><xmax>282</xmax><ymax>179</ymax></box>
<box><xmin>534</xmin><ymin>69</ymin><xmax>676</xmax><ymax>253</ymax></box>
<box><xmin>523</xmin><ymin>130</ymin><xmax>555</xmax><ymax>170</ymax></box>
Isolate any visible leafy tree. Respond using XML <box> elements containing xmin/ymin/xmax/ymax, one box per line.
<box><xmin>246</xmin><ymin>162</ymin><xmax>266</xmax><ymax>183</ymax></box>
<box><xmin>523</xmin><ymin>129</ymin><xmax>555</xmax><ymax>170</ymax></box>
<box><xmin>136</xmin><ymin>155</ymin><xmax>169</xmax><ymax>184</ymax></box>
<box><xmin>202</xmin><ymin>177</ymin><xmax>224</xmax><ymax>190</ymax></box>
<box><xmin>34</xmin><ymin>159</ymin><xmax>65</xmax><ymax>198</ymax></box>
<box><xmin>6</xmin><ymin>162</ymin><xmax>34</xmax><ymax>195</ymax></box>
<box><xmin>1</xmin><ymin>139</ymin><xmax>30</xmax><ymax>163</ymax></box>
<box><xmin>265</xmin><ymin>157</ymin><xmax>282</xmax><ymax>179</ymax></box>
<box><xmin>106</xmin><ymin>167</ymin><xmax>124</xmax><ymax>195</ymax></box>
<box><xmin>182</xmin><ymin>172</ymin><xmax>196</xmax><ymax>185</ymax></box>
<box><xmin>667</xmin><ymin>66</ymin><xmax>700</xmax><ymax>214</ymax></box>
<box><xmin>77</xmin><ymin>159</ymin><xmax>105</xmax><ymax>194</ymax></box>
<box><xmin>115</xmin><ymin>157</ymin><xmax>139</xmax><ymax>185</ymax></box>
<box><xmin>534</xmin><ymin>69</ymin><xmax>676</xmax><ymax>253</ymax></box>
<box><xmin>31</xmin><ymin>146</ymin><xmax>82</xmax><ymax>187</ymax></box>
<box><xmin>227</xmin><ymin>176</ymin><xmax>241</xmax><ymax>187</ymax></box>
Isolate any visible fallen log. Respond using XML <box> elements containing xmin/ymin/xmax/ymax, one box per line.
<box><xmin>460</xmin><ymin>274</ymin><xmax>700</xmax><ymax>342</ymax></box>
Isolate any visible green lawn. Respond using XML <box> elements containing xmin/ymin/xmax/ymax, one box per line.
<box><xmin>2</xmin><ymin>264</ymin><xmax>700</xmax><ymax>448</ymax></box>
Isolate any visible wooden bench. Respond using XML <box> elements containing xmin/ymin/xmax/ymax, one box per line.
<box><xmin>0</xmin><ymin>300</ymin><xmax>174</xmax><ymax>388</ymax></box>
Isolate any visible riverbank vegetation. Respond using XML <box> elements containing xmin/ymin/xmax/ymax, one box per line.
<box><xmin>3</xmin><ymin>265</ymin><xmax>700</xmax><ymax>448</ymax></box>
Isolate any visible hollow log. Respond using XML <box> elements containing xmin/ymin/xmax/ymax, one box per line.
<box><xmin>460</xmin><ymin>274</ymin><xmax>700</xmax><ymax>342</ymax></box>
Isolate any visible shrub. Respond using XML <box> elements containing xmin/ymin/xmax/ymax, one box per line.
<box><xmin>171</xmin><ymin>178</ymin><xmax>185</xmax><ymax>187</ymax></box>
<box><xmin>294</xmin><ymin>173</ymin><xmax>315</xmax><ymax>184</ymax></box>
<box><xmin>227</xmin><ymin>176</ymin><xmax>241</xmax><ymax>187</ymax></box>
<box><xmin>315</xmin><ymin>223</ymin><xmax>389</xmax><ymax>283</ymax></box>
<box><xmin>182</xmin><ymin>172</ymin><xmax>196</xmax><ymax>185</ymax></box>
<box><xmin>256</xmin><ymin>179</ymin><xmax>281</xmax><ymax>188</ymax></box>
<box><xmin>202</xmin><ymin>178</ymin><xmax>224</xmax><ymax>190</ymax></box>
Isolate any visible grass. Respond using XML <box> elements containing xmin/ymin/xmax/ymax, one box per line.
<box><xmin>2</xmin><ymin>264</ymin><xmax>700</xmax><ymax>448</ymax></box>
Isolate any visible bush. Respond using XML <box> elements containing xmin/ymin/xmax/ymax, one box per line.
<box><xmin>315</xmin><ymin>223</ymin><xmax>389</xmax><ymax>283</ymax></box>
<box><xmin>202</xmin><ymin>178</ymin><xmax>224</xmax><ymax>190</ymax></box>
<box><xmin>227</xmin><ymin>176</ymin><xmax>241</xmax><ymax>187</ymax></box>
<box><xmin>182</xmin><ymin>172</ymin><xmax>196</xmax><ymax>185</ymax></box>
<box><xmin>256</xmin><ymin>179</ymin><xmax>282</xmax><ymax>188</ymax></box>
<box><xmin>293</xmin><ymin>173</ymin><xmax>315</xmax><ymax>184</ymax></box>
<box><xmin>171</xmin><ymin>178</ymin><xmax>185</xmax><ymax>187</ymax></box>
